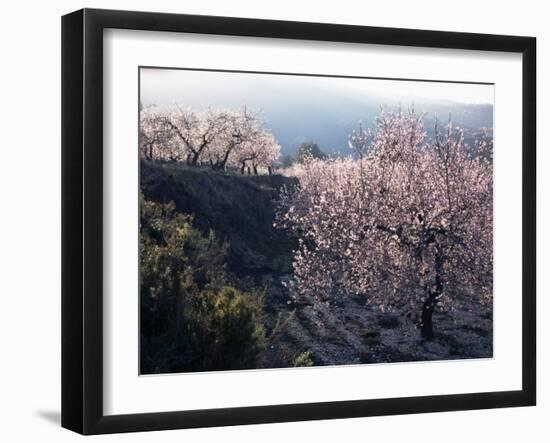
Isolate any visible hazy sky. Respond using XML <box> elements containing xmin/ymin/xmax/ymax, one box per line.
<box><xmin>140</xmin><ymin>67</ymin><xmax>494</xmax><ymax>110</ymax></box>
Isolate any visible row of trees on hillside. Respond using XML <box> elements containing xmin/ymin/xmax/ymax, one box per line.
<box><xmin>140</xmin><ymin>106</ymin><xmax>281</xmax><ymax>174</ymax></box>
<box><xmin>276</xmin><ymin>111</ymin><xmax>493</xmax><ymax>338</ymax></box>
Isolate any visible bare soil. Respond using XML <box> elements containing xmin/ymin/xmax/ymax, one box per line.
<box><xmin>259</xmin><ymin>275</ymin><xmax>493</xmax><ymax>368</ymax></box>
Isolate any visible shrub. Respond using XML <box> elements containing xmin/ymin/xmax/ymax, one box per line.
<box><xmin>292</xmin><ymin>350</ymin><xmax>315</xmax><ymax>367</ymax></box>
<box><xmin>192</xmin><ymin>286</ymin><xmax>265</xmax><ymax>370</ymax></box>
<box><xmin>140</xmin><ymin>195</ymin><xmax>265</xmax><ymax>373</ymax></box>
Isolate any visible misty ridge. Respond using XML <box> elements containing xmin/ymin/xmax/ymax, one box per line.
<box><xmin>261</xmin><ymin>99</ymin><xmax>493</xmax><ymax>157</ymax></box>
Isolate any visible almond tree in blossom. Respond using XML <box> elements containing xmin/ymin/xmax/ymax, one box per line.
<box><xmin>234</xmin><ymin>131</ymin><xmax>281</xmax><ymax>175</ymax></box>
<box><xmin>256</xmin><ymin>133</ymin><xmax>282</xmax><ymax>175</ymax></box>
<box><xmin>161</xmin><ymin>107</ymin><xmax>229</xmax><ymax>165</ymax></box>
<box><xmin>139</xmin><ymin>107</ymin><xmax>177</xmax><ymax>161</ymax></box>
<box><xmin>207</xmin><ymin>108</ymin><xmax>262</xmax><ymax>171</ymax></box>
<box><xmin>276</xmin><ymin>110</ymin><xmax>493</xmax><ymax>338</ymax></box>
<box><xmin>140</xmin><ymin>106</ymin><xmax>281</xmax><ymax>174</ymax></box>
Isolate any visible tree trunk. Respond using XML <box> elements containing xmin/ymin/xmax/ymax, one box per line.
<box><xmin>247</xmin><ymin>166</ymin><xmax>251</xmax><ymax>175</ymax></box>
<box><xmin>420</xmin><ymin>296</ymin><xmax>435</xmax><ymax>339</ymax></box>
<box><xmin>240</xmin><ymin>163</ymin><xmax>246</xmax><ymax>174</ymax></box>
<box><xmin>253</xmin><ymin>165</ymin><xmax>258</xmax><ymax>175</ymax></box>
<box><xmin>420</xmin><ymin>244</ymin><xmax>444</xmax><ymax>339</ymax></box>
<box><xmin>191</xmin><ymin>151</ymin><xmax>200</xmax><ymax>166</ymax></box>
<box><xmin>218</xmin><ymin>144</ymin><xmax>234</xmax><ymax>171</ymax></box>
<box><xmin>268</xmin><ymin>166</ymin><xmax>273</xmax><ymax>175</ymax></box>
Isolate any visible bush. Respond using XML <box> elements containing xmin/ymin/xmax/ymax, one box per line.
<box><xmin>191</xmin><ymin>286</ymin><xmax>265</xmax><ymax>370</ymax></box>
<box><xmin>292</xmin><ymin>350</ymin><xmax>315</xmax><ymax>367</ymax></box>
<box><xmin>140</xmin><ymin>195</ymin><xmax>265</xmax><ymax>373</ymax></box>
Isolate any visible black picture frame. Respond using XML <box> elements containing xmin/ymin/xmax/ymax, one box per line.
<box><xmin>62</xmin><ymin>8</ymin><xmax>536</xmax><ymax>435</ymax></box>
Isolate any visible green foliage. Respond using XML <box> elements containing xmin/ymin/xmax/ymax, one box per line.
<box><xmin>193</xmin><ymin>286</ymin><xmax>266</xmax><ymax>370</ymax></box>
<box><xmin>294</xmin><ymin>142</ymin><xmax>326</xmax><ymax>163</ymax></box>
<box><xmin>292</xmin><ymin>350</ymin><xmax>315</xmax><ymax>367</ymax></box>
<box><xmin>280</xmin><ymin>153</ymin><xmax>294</xmax><ymax>168</ymax></box>
<box><xmin>140</xmin><ymin>195</ymin><xmax>265</xmax><ymax>374</ymax></box>
<box><xmin>267</xmin><ymin>311</ymin><xmax>295</xmax><ymax>342</ymax></box>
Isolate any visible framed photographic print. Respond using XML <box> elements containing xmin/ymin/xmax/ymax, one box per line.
<box><xmin>61</xmin><ymin>8</ymin><xmax>536</xmax><ymax>435</ymax></box>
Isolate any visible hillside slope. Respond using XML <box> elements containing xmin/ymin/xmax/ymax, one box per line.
<box><xmin>141</xmin><ymin>160</ymin><xmax>297</xmax><ymax>278</ymax></box>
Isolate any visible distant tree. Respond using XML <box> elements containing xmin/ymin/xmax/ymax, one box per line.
<box><xmin>140</xmin><ymin>105</ymin><xmax>282</xmax><ymax>174</ymax></box>
<box><xmin>234</xmin><ymin>131</ymin><xmax>281</xmax><ymax>175</ymax></box>
<box><xmin>280</xmin><ymin>154</ymin><xmax>294</xmax><ymax>168</ymax></box>
<box><xmin>139</xmin><ymin>107</ymin><xmax>174</xmax><ymax>160</ymax></box>
<box><xmin>294</xmin><ymin>142</ymin><xmax>326</xmax><ymax>163</ymax></box>
<box><xmin>162</xmin><ymin>107</ymin><xmax>228</xmax><ymax>165</ymax></box>
<box><xmin>253</xmin><ymin>133</ymin><xmax>281</xmax><ymax>175</ymax></box>
<box><xmin>208</xmin><ymin>108</ymin><xmax>261</xmax><ymax>171</ymax></box>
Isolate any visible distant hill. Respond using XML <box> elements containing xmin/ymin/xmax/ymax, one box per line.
<box><xmin>265</xmin><ymin>101</ymin><xmax>493</xmax><ymax>157</ymax></box>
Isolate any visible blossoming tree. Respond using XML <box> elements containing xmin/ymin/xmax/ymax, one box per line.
<box><xmin>140</xmin><ymin>106</ymin><xmax>281</xmax><ymax>174</ymax></box>
<box><xmin>162</xmin><ymin>107</ymin><xmax>230</xmax><ymax>165</ymax></box>
<box><xmin>207</xmin><ymin>108</ymin><xmax>262</xmax><ymax>171</ymax></box>
<box><xmin>139</xmin><ymin>107</ymin><xmax>176</xmax><ymax>161</ymax></box>
<box><xmin>276</xmin><ymin>111</ymin><xmax>493</xmax><ymax>338</ymax></box>
<box><xmin>234</xmin><ymin>131</ymin><xmax>281</xmax><ymax>175</ymax></box>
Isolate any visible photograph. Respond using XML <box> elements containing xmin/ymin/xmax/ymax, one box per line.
<box><xmin>138</xmin><ymin>67</ymin><xmax>494</xmax><ymax>375</ymax></box>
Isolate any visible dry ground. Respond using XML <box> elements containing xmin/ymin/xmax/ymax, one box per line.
<box><xmin>259</xmin><ymin>275</ymin><xmax>493</xmax><ymax>368</ymax></box>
